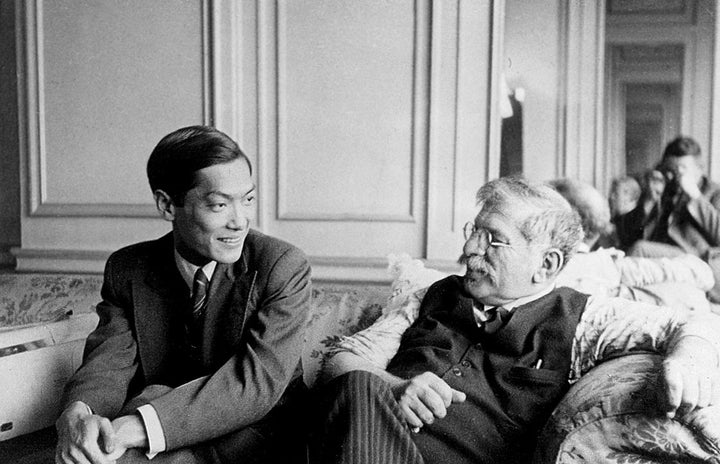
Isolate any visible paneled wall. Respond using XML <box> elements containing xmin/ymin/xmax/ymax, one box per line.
<box><xmin>11</xmin><ymin>0</ymin><xmax>504</xmax><ymax>281</ymax></box>
<box><xmin>606</xmin><ymin>0</ymin><xmax>716</xmax><ymax>187</ymax></box>
<box><xmin>0</xmin><ymin>1</ymin><xmax>20</xmax><ymax>267</ymax></box>
<box><xmin>504</xmin><ymin>0</ymin><xmax>605</xmax><ymax>186</ymax></box>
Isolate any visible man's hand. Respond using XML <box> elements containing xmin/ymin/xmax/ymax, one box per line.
<box><xmin>102</xmin><ymin>414</ymin><xmax>149</xmax><ymax>461</ymax></box>
<box><xmin>660</xmin><ymin>337</ymin><xmax>720</xmax><ymax>419</ymax></box>
<box><xmin>390</xmin><ymin>372</ymin><xmax>466</xmax><ymax>431</ymax></box>
<box><xmin>677</xmin><ymin>172</ymin><xmax>702</xmax><ymax>200</ymax></box>
<box><xmin>55</xmin><ymin>401</ymin><xmax>117</xmax><ymax>464</ymax></box>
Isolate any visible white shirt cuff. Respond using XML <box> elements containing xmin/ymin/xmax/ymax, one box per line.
<box><xmin>136</xmin><ymin>404</ymin><xmax>166</xmax><ymax>458</ymax></box>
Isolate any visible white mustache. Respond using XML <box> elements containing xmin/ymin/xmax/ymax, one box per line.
<box><xmin>462</xmin><ymin>255</ymin><xmax>489</xmax><ymax>274</ymax></box>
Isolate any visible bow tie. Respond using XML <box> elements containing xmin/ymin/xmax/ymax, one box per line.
<box><xmin>483</xmin><ymin>306</ymin><xmax>511</xmax><ymax>334</ymax></box>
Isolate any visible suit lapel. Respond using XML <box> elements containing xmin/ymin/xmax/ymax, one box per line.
<box><xmin>200</xmin><ymin>244</ymin><xmax>258</xmax><ymax>365</ymax></box>
<box><xmin>134</xmin><ymin>235</ymin><xmax>190</xmax><ymax>383</ymax></box>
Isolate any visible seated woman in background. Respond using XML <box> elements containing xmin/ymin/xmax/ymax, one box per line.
<box><xmin>549</xmin><ymin>178</ymin><xmax>714</xmax><ymax>313</ymax></box>
<box><xmin>600</xmin><ymin>174</ymin><xmax>642</xmax><ymax>248</ymax></box>
<box><xmin>609</xmin><ymin>175</ymin><xmax>641</xmax><ymax>220</ymax></box>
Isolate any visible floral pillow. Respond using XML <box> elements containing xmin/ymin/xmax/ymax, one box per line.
<box><xmin>536</xmin><ymin>353</ymin><xmax>720</xmax><ymax>463</ymax></box>
<box><xmin>302</xmin><ymin>253</ymin><xmax>449</xmax><ymax>387</ymax></box>
<box><xmin>0</xmin><ymin>274</ymin><xmax>102</xmax><ymax>329</ymax></box>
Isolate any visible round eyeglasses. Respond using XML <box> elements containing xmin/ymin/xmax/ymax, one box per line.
<box><xmin>462</xmin><ymin>222</ymin><xmax>549</xmax><ymax>251</ymax></box>
<box><xmin>462</xmin><ymin>222</ymin><xmax>514</xmax><ymax>249</ymax></box>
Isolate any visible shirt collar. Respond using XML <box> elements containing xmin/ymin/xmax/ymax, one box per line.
<box><xmin>174</xmin><ymin>250</ymin><xmax>218</xmax><ymax>293</ymax></box>
<box><xmin>473</xmin><ymin>284</ymin><xmax>555</xmax><ymax>325</ymax></box>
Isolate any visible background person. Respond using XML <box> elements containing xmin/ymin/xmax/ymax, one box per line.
<box><xmin>550</xmin><ymin>178</ymin><xmax>714</xmax><ymax>312</ymax></box>
<box><xmin>615</xmin><ymin>136</ymin><xmax>720</xmax><ymax>259</ymax></box>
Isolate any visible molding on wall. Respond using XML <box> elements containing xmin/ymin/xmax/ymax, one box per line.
<box><xmin>485</xmin><ymin>0</ymin><xmax>504</xmax><ymax>181</ymax></box>
<box><xmin>20</xmin><ymin>0</ymin><xmax>213</xmax><ymax>218</ymax></box>
<box><xmin>310</xmin><ymin>256</ymin><xmax>462</xmax><ymax>284</ymax></box>
<box><xmin>557</xmin><ymin>0</ymin><xmax>606</xmax><ymax>185</ymax></box>
<box><xmin>0</xmin><ymin>246</ymin><xmax>17</xmax><ymax>269</ymax></box>
<box><xmin>712</xmin><ymin>3</ymin><xmax>720</xmax><ymax>180</ymax></box>
<box><xmin>271</xmin><ymin>1</ymin><xmax>421</xmax><ymax>223</ymax></box>
<box><xmin>11</xmin><ymin>247</ymin><xmax>109</xmax><ymax>273</ymax></box>
<box><xmin>607</xmin><ymin>0</ymin><xmax>695</xmax><ymax>25</ymax></box>
<box><xmin>9</xmin><ymin>248</ymin><xmax>464</xmax><ymax>283</ymax></box>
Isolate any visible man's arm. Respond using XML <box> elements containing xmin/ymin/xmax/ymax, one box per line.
<box><xmin>56</xmin><ymin>252</ymin><xmax>139</xmax><ymax>463</ymax></box>
<box><xmin>684</xmin><ymin>188</ymin><xmax>720</xmax><ymax>247</ymax></box>
<box><xmin>142</xmin><ymin>247</ymin><xmax>312</xmax><ymax>451</ymax></box>
<box><xmin>617</xmin><ymin>253</ymin><xmax>715</xmax><ymax>290</ymax></box>
<box><xmin>319</xmin><ymin>290</ymin><xmax>425</xmax><ymax>384</ymax></box>
<box><xmin>572</xmin><ymin>295</ymin><xmax>720</xmax><ymax>417</ymax></box>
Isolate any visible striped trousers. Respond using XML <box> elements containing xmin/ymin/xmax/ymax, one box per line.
<box><xmin>309</xmin><ymin>370</ymin><xmax>425</xmax><ymax>464</ymax></box>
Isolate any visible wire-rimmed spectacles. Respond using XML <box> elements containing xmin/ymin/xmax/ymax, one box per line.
<box><xmin>462</xmin><ymin>222</ymin><xmax>515</xmax><ymax>249</ymax></box>
<box><xmin>462</xmin><ymin>221</ymin><xmax>549</xmax><ymax>251</ymax></box>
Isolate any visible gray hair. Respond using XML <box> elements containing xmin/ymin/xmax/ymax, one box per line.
<box><xmin>476</xmin><ymin>177</ymin><xmax>584</xmax><ymax>269</ymax></box>
<box><xmin>548</xmin><ymin>178</ymin><xmax>611</xmax><ymax>242</ymax></box>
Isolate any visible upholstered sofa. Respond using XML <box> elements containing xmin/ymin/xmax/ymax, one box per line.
<box><xmin>1</xmin><ymin>270</ymin><xmax>719</xmax><ymax>462</ymax></box>
<box><xmin>302</xmin><ymin>256</ymin><xmax>720</xmax><ymax>463</ymax></box>
<box><xmin>0</xmin><ymin>273</ymin><xmax>101</xmax><ymax>441</ymax></box>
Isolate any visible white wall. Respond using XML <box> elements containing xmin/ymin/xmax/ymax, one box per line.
<box><xmin>11</xmin><ymin>0</ymin><xmax>504</xmax><ymax>281</ymax></box>
<box><xmin>606</xmin><ymin>0</ymin><xmax>716</xmax><ymax>184</ymax></box>
<box><xmin>504</xmin><ymin>0</ymin><xmax>561</xmax><ymax>182</ymax></box>
<box><xmin>504</xmin><ymin>0</ymin><xmax>605</xmax><ymax>187</ymax></box>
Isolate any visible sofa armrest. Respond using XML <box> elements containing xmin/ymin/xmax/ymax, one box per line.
<box><xmin>534</xmin><ymin>353</ymin><xmax>720</xmax><ymax>464</ymax></box>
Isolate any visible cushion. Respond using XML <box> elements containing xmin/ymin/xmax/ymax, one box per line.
<box><xmin>534</xmin><ymin>353</ymin><xmax>720</xmax><ymax>464</ymax></box>
<box><xmin>301</xmin><ymin>254</ymin><xmax>448</xmax><ymax>387</ymax></box>
<box><xmin>0</xmin><ymin>274</ymin><xmax>102</xmax><ymax>329</ymax></box>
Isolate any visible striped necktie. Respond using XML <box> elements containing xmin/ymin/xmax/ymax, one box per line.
<box><xmin>191</xmin><ymin>268</ymin><xmax>209</xmax><ymax>322</ymax></box>
<box><xmin>483</xmin><ymin>306</ymin><xmax>511</xmax><ymax>334</ymax></box>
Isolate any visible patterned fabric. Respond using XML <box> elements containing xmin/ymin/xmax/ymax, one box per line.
<box><xmin>556</xmin><ymin>247</ymin><xmax>713</xmax><ymax>313</ymax></box>
<box><xmin>535</xmin><ymin>353</ymin><xmax>720</xmax><ymax>464</ymax></box>
<box><xmin>304</xmin><ymin>256</ymin><xmax>720</xmax><ymax>463</ymax></box>
<box><xmin>318</xmin><ymin>257</ymin><xmax>720</xmax><ymax>387</ymax></box>
<box><xmin>302</xmin><ymin>254</ymin><xmax>448</xmax><ymax>387</ymax></box>
<box><xmin>302</xmin><ymin>283</ymin><xmax>389</xmax><ymax>386</ymax></box>
<box><xmin>0</xmin><ymin>273</ymin><xmax>102</xmax><ymax>329</ymax></box>
<box><xmin>1</xmin><ymin>270</ymin><xmax>718</xmax><ymax>462</ymax></box>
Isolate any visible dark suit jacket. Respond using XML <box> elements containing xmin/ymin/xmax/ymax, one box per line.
<box><xmin>616</xmin><ymin>176</ymin><xmax>720</xmax><ymax>256</ymax></box>
<box><xmin>62</xmin><ymin>229</ymin><xmax>311</xmax><ymax>451</ymax></box>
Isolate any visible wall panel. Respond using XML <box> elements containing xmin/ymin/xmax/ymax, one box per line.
<box><xmin>256</xmin><ymin>0</ymin><xmax>429</xmax><ymax>259</ymax></box>
<box><xmin>15</xmin><ymin>0</ymin><xmax>212</xmax><ymax>270</ymax></box>
<box><xmin>14</xmin><ymin>0</ymin><xmax>501</xmax><ymax>280</ymax></box>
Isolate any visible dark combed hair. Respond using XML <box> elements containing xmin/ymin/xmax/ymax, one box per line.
<box><xmin>146</xmin><ymin>125</ymin><xmax>251</xmax><ymax>205</ymax></box>
<box><xmin>662</xmin><ymin>136</ymin><xmax>701</xmax><ymax>160</ymax></box>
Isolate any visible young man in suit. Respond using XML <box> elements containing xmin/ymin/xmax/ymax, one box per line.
<box><xmin>55</xmin><ymin>126</ymin><xmax>311</xmax><ymax>464</ymax></box>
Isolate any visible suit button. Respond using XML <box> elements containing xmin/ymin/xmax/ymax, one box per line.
<box><xmin>461</xmin><ymin>360</ymin><xmax>471</xmax><ymax>368</ymax></box>
<box><xmin>452</xmin><ymin>367</ymin><xmax>462</xmax><ymax>376</ymax></box>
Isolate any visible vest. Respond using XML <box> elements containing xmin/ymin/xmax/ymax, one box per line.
<box><xmin>387</xmin><ymin>276</ymin><xmax>588</xmax><ymax>464</ymax></box>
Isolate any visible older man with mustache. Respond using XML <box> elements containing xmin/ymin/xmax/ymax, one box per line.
<box><xmin>311</xmin><ymin>176</ymin><xmax>720</xmax><ymax>464</ymax></box>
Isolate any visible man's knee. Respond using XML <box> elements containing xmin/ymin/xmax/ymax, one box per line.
<box><xmin>117</xmin><ymin>447</ymin><xmax>203</xmax><ymax>464</ymax></box>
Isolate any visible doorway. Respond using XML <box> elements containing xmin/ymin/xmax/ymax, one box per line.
<box><xmin>604</xmin><ymin>0</ymin><xmax>715</xmax><ymax>187</ymax></box>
